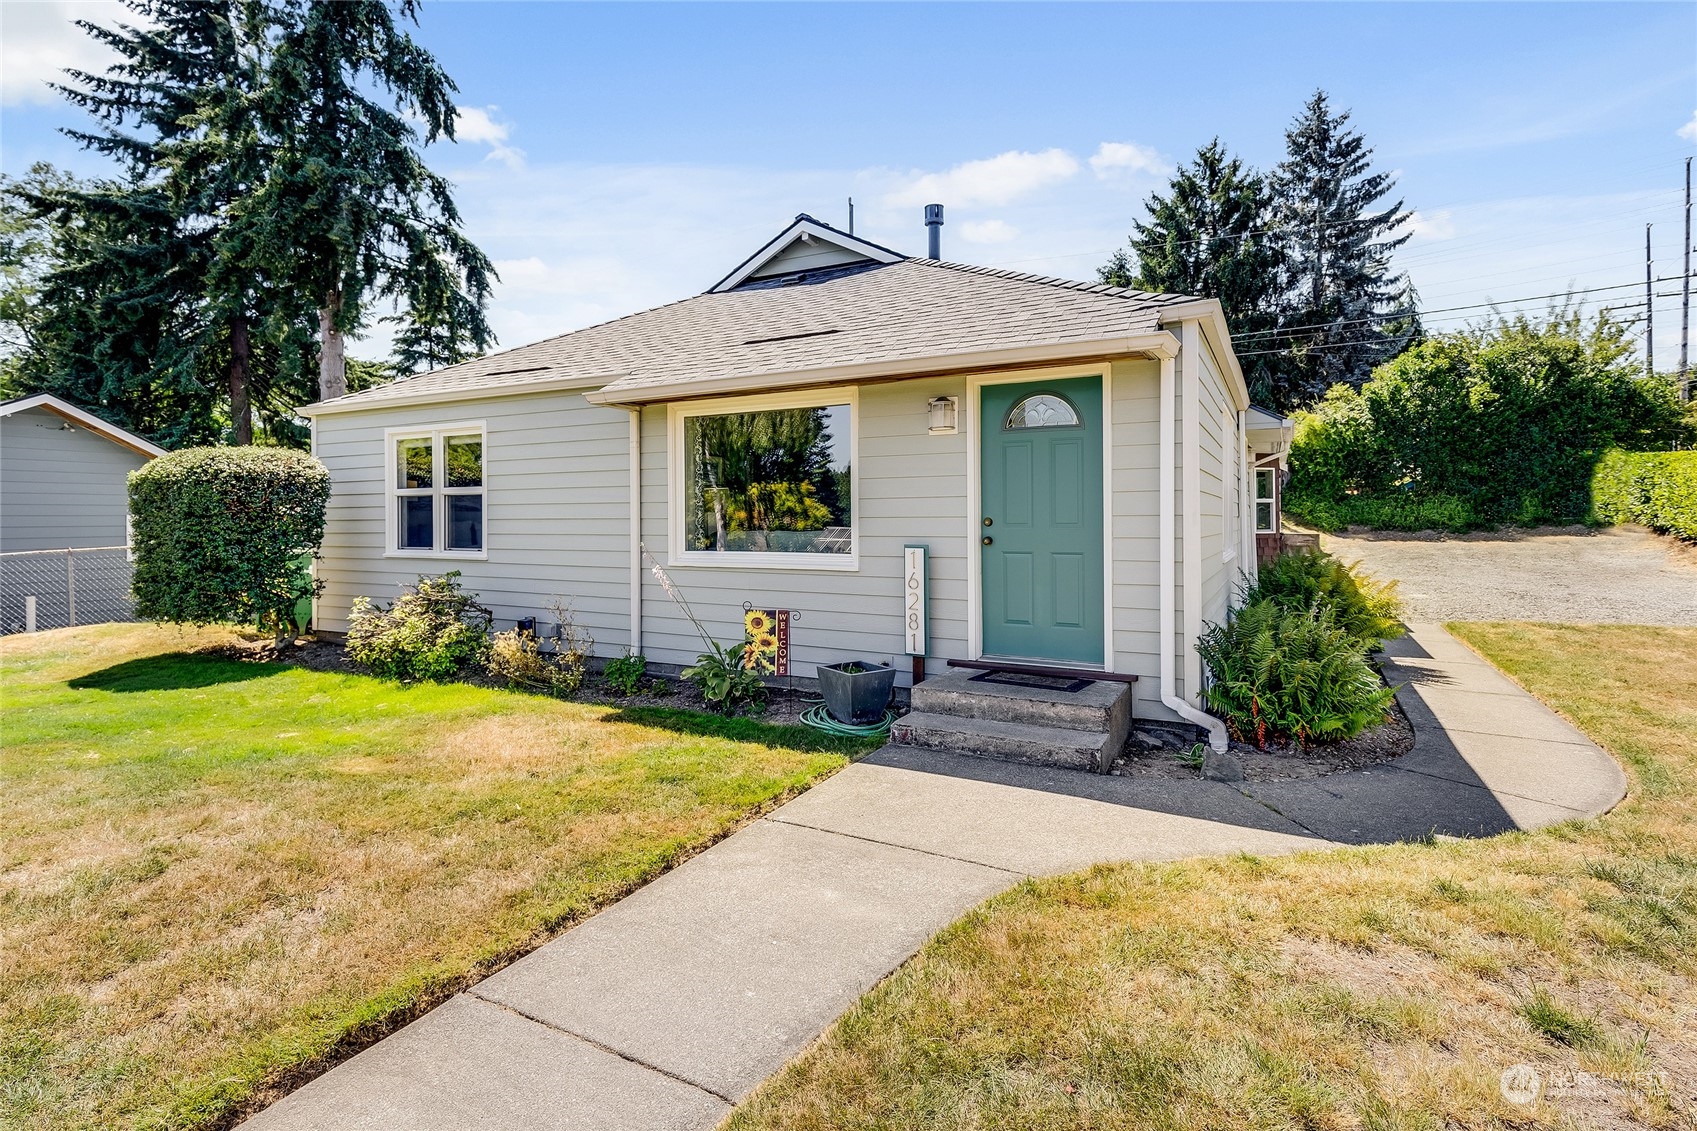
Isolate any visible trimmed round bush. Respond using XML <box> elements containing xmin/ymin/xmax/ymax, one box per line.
<box><xmin>129</xmin><ymin>446</ymin><xmax>330</xmax><ymax>640</ymax></box>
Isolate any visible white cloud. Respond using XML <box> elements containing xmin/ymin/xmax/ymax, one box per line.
<box><xmin>885</xmin><ymin>148</ymin><xmax>1080</xmax><ymax>209</ymax></box>
<box><xmin>1</xmin><ymin>1</ymin><xmax>131</xmax><ymax>106</ymax></box>
<box><xmin>1407</xmin><ymin>209</ymin><xmax>1457</xmax><ymax>241</ymax></box>
<box><xmin>1088</xmin><ymin>141</ymin><xmax>1169</xmax><ymax>179</ymax></box>
<box><xmin>1679</xmin><ymin>110</ymin><xmax>1697</xmax><ymax>143</ymax></box>
<box><xmin>453</xmin><ymin>105</ymin><xmax>525</xmax><ymax>170</ymax></box>
<box><xmin>959</xmin><ymin>219</ymin><xmax>1020</xmax><ymax>245</ymax></box>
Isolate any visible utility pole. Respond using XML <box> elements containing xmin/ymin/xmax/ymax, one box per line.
<box><xmin>1681</xmin><ymin>157</ymin><xmax>1692</xmax><ymax>400</ymax></box>
<box><xmin>1645</xmin><ymin>224</ymin><xmax>1654</xmax><ymax>379</ymax></box>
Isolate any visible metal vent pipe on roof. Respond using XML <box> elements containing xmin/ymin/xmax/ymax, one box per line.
<box><xmin>924</xmin><ymin>203</ymin><xmax>944</xmax><ymax>259</ymax></box>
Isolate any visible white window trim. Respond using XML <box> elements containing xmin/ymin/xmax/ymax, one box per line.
<box><xmin>383</xmin><ymin>421</ymin><xmax>489</xmax><ymax>560</ymax></box>
<box><xmin>667</xmin><ymin>387</ymin><xmax>859</xmax><ymax>572</ymax></box>
<box><xmin>1254</xmin><ymin>464</ymin><xmax>1278</xmax><ymax>534</ymax></box>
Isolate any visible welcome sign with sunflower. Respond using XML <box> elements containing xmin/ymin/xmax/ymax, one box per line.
<box><xmin>742</xmin><ymin>608</ymin><xmax>790</xmax><ymax>675</ymax></box>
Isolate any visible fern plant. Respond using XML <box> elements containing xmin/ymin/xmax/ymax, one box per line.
<box><xmin>1240</xmin><ymin>549</ymin><xmax>1404</xmax><ymax>643</ymax></box>
<box><xmin>1197</xmin><ymin>600</ymin><xmax>1396</xmax><ymax>747</ymax></box>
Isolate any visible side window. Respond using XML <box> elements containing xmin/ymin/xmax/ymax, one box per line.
<box><xmin>392</xmin><ymin>427</ymin><xmax>485</xmax><ymax>553</ymax></box>
<box><xmin>1254</xmin><ymin>467</ymin><xmax>1277</xmax><ymax>533</ymax></box>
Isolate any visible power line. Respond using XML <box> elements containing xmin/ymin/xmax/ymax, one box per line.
<box><xmin>1224</xmin><ymin>275</ymin><xmax>1693</xmax><ymax>344</ymax></box>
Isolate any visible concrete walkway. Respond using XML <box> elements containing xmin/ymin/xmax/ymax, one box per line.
<box><xmin>242</xmin><ymin>624</ymin><xmax>1625</xmax><ymax>1131</ymax></box>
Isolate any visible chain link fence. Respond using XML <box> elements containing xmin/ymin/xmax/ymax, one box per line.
<box><xmin>0</xmin><ymin>546</ymin><xmax>137</xmax><ymax>635</ymax></box>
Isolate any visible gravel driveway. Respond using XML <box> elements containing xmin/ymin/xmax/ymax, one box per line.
<box><xmin>1321</xmin><ymin>526</ymin><xmax>1697</xmax><ymax>625</ymax></box>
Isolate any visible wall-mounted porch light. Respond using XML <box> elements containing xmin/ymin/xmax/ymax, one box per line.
<box><xmin>927</xmin><ymin>396</ymin><xmax>959</xmax><ymax>435</ymax></box>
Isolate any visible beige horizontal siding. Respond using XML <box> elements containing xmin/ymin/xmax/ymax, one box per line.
<box><xmin>313</xmin><ymin>392</ymin><xmax>634</xmax><ymax>645</ymax></box>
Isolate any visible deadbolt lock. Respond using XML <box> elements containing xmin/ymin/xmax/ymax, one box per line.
<box><xmin>982</xmin><ymin>517</ymin><xmax>993</xmax><ymax>527</ymax></box>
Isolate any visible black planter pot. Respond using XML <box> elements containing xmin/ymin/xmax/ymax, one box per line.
<box><xmin>816</xmin><ymin>661</ymin><xmax>897</xmax><ymax>725</ymax></box>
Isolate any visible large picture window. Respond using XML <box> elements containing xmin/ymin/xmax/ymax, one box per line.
<box><xmin>674</xmin><ymin>395</ymin><xmax>854</xmax><ymax>567</ymax></box>
<box><xmin>388</xmin><ymin>425</ymin><xmax>485</xmax><ymax>555</ymax></box>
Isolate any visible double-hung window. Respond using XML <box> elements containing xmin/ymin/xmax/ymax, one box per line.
<box><xmin>670</xmin><ymin>390</ymin><xmax>856</xmax><ymax>570</ymax></box>
<box><xmin>389</xmin><ymin>425</ymin><xmax>486</xmax><ymax>555</ymax></box>
<box><xmin>1254</xmin><ymin>466</ymin><xmax>1277</xmax><ymax>533</ymax></box>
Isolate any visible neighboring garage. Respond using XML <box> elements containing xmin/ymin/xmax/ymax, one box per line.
<box><xmin>0</xmin><ymin>393</ymin><xmax>165</xmax><ymax>633</ymax></box>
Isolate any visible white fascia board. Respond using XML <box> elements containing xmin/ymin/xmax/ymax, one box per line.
<box><xmin>584</xmin><ymin>331</ymin><xmax>1181</xmax><ymax>407</ymax></box>
<box><xmin>708</xmin><ymin>217</ymin><xmax>906</xmax><ymax>294</ymax></box>
<box><xmin>1158</xmin><ymin>299</ymin><xmax>1250</xmax><ymax>410</ymax></box>
<box><xmin>297</xmin><ymin>373</ymin><xmax>617</xmax><ymax>418</ymax></box>
<box><xmin>0</xmin><ymin>393</ymin><xmax>167</xmax><ymax>458</ymax></box>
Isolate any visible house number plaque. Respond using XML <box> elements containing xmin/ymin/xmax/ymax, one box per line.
<box><xmin>903</xmin><ymin>545</ymin><xmax>928</xmax><ymax>657</ymax></box>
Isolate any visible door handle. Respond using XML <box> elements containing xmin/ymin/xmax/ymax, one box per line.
<box><xmin>982</xmin><ymin>536</ymin><xmax>993</xmax><ymax>546</ymax></box>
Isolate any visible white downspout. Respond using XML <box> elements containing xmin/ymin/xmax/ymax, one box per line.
<box><xmin>1238</xmin><ymin>409</ymin><xmax>1255</xmax><ymax>592</ymax></box>
<box><xmin>1159</xmin><ymin>346</ymin><xmax>1229</xmax><ymax>752</ymax></box>
<box><xmin>628</xmin><ymin>408</ymin><xmax>643</xmax><ymax>655</ymax></box>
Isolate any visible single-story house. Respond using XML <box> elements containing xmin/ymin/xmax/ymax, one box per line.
<box><xmin>0</xmin><ymin>393</ymin><xmax>165</xmax><ymax>554</ymax></box>
<box><xmin>300</xmin><ymin>213</ymin><xmax>1293</xmax><ymax>727</ymax></box>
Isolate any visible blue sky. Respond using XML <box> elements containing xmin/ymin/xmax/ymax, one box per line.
<box><xmin>4</xmin><ymin>1</ymin><xmax>1694</xmax><ymax>369</ymax></box>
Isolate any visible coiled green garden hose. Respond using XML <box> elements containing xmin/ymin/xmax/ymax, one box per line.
<box><xmin>798</xmin><ymin>702</ymin><xmax>899</xmax><ymax>739</ymax></box>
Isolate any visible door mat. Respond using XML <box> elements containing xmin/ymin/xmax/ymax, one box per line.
<box><xmin>969</xmin><ymin>670</ymin><xmax>1093</xmax><ymax>694</ymax></box>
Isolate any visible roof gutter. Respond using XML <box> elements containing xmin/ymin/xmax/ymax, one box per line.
<box><xmin>297</xmin><ymin>372</ymin><xmax>618</xmax><ymax>418</ymax></box>
<box><xmin>1158</xmin><ymin>298</ymin><xmax>1250</xmax><ymax>411</ymax></box>
<box><xmin>585</xmin><ymin>331</ymin><xmax>1181</xmax><ymax>408</ymax></box>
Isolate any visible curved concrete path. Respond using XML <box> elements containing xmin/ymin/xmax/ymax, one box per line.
<box><xmin>241</xmin><ymin>624</ymin><xmax>1624</xmax><ymax>1131</ymax></box>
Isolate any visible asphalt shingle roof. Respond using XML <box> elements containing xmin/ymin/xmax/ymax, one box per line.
<box><xmin>307</xmin><ymin>257</ymin><xmax>1202</xmax><ymax>411</ymax></box>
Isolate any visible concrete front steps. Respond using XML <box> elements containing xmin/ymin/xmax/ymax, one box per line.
<box><xmin>891</xmin><ymin>666</ymin><xmax>1133</xmax><ymax>773</ymax></box>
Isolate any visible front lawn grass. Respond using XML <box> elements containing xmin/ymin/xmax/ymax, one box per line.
<box><xmin>0</xmin><ymin>623</ymin><xmax>875</xmax><ymax>1131</ymax></box>
<box><xmin>729</xmin><ymin>623</ymin><xmax>1697</xmax><ymax>1130</ymax></box>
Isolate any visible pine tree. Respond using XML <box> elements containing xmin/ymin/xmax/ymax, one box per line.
<box><xmin>15</xmin><ymin>178</ymin><xmax>223</xmax><ymax>446</ymax></box>
<box><xmin>1268</xmin><ymin>90</ymin><xmax>1420</xmax><ymax>406</ymax></box>
<box><xmin>252</xmin><ymin>0</ymin><xmax>494</xmax><ymax>400</ymax></box>
<box><xmin>1099</xmin><ymin>139</ymin><xmax>1286</xmax><ymax>400</ymax></box>
<box><xmin>35</xmin><ymin>0</ymin><xmax>303</xmax><ymax>444</ymax></box>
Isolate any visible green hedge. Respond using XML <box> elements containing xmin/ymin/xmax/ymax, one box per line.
<box><xmin>1592</xmin><ymin>448</ymin><xmax>1697</xmax><ymax>541</ymax></box>
<box><xmin>1285</xmin><ymin>314</ymin><xmax>1690</xmax><ymax>532</ymax></box>
<box><xmin>129</xmin><ymin>446</ymin><xmax>330</xmax><ymax>637</ymax></box>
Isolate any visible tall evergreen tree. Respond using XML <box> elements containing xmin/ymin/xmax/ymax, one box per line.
<box><xmin>27</xmin><ymin>0</ymin><xmax>304</xmax><ymax>444</ymax></box>
<box><xmin>1099</xmin><ymin>139</ymin><xmax>1286</xmax><ymax>400</ymax></box>
<box><xmin>9</xmin><ymin>0</ymin><xmax>492</xmax><ymax>445</ymax></box>
<box><xmin>252</xmin><ymin>0</ymin><xmax>494</xmax><ymax>399</ymax></box>
<box><xmin>1267</xmin><ymin>90</ymin><xmax>1419</xmax><ymax>406</ymax></box>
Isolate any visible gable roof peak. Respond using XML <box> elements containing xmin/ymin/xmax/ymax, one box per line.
<box><xmin>709</xmin><ymin>213</ymin><xmax>906</xmax><ymax>294</ymax></box>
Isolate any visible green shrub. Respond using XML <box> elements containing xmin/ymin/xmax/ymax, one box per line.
<box><xmin>602</xmin><ymin>652</ymin><xmax>648</xmax><ymax>696</ymax></box>
<box><xmin>1242</xmin><ymin>549</ymin><xmax>1405</xmax><ymax>642</ymax></box>
<box><xmin>346</xmin><ymin>572</ymin><xmax>491</xmax><ymax>681</ymax></box>
<box><xmin>1286</xmin><ymin>312</ymin><xmax>1690</xmax><ymax>531</ymax></box>
<box><xmin>1196</xmin><ymin>600</ymin><xmax>1396</xmax><ymax>747</ymax></box>
<box><xmin>682</xmin><ymin>640</ymin><xmax>767</xmax><ymax>715</ymax></box>
<box><xmin>128</xmin><ymin>446</ymin><xmax>330</xmax><ymax>642</ymax></box>
<box><xmin>1592</xmin><ymin>448</ymin><xmax>1697</xmax><ymax>541</ymax></box>
<box><xmin>1284</xmin><ymin>488</ymin><xmax>1476</xmax><ymax>534</ymax></box>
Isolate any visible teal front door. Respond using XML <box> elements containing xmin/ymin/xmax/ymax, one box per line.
<box><xmin>980</xmin><ymin>376</ymin><xmax>1104</xmax><ymax>664</ymax></box>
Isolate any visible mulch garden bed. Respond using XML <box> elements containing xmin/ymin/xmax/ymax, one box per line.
<box><xmin>218</xmin><ymin>635</ymin><xmax>1414</xmax><ymax>779</ymax></box>
<box><xmin>1109</xmin><ymin>679</ymin><xmax>1414</xmax><ymax>782</ymax></box>
<box><xmin>211</xmin><ymin>634</ymin><xmax>828</xmax><ymax>725</ymax></box>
